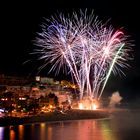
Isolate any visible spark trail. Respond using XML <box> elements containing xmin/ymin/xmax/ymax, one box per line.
<box><xmin>34</xmin><ymin>10</ymin><xmax>132</xmax><ymax>100</ymax></box>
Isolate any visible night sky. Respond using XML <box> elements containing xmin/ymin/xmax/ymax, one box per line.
<box><xmin>0</xmin><ymin>1</ymin><xmax>140</xmax><ymax>99</ymax></box>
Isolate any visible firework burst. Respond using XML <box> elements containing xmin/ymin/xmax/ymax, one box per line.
<box><xmin>33</xmin><ymin>10</ymin><xmax>132</xmax><ymax>100</ymax></box>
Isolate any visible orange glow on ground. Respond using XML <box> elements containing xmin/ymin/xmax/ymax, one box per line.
<box><xmin>78</xmin><ymin>102</ymin><xmax>98</xmax><ymax>110</ymax></box>
<box><xmin>75</xmin><ymin>98</ymin><xmax>99</xmax><ymax>110</ymax></box>
<box><xmin>92</xmin><ymin>104</ymin><xmax>97</xmax><ymax>110</ymax></box>
<box><xmin>79</xmin><ymin>103</ymin><xmax>84</xmax><ymax>109</ymax></box>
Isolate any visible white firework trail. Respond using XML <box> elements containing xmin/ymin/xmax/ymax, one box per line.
<box><xmin>33</xmin><ymin>10</ymin><xmax>132</xmax><ymax>100</ymax></box>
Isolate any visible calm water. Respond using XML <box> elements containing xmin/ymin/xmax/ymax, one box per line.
<box><xmin>0</xmin><ymin>110</ymin><xmax>140</xmax><ymax>140</ymax></box>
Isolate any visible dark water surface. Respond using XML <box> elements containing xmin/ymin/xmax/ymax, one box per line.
<box><xmin>0</xmin><ymin>110</ymin><xmax>140</xmax><ymax>140</ymax></box>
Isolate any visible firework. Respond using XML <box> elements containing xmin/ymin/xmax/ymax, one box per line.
<box><xmin>33</xmin><ymin>10</ymin><xmax>132</xmax><ymax>100</ymax></box>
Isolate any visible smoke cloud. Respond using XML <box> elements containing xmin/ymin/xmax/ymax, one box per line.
<box><xmin>109</xmin><ymin>91</ymin><xmax>122</xmax><ymax>108</ymax></box>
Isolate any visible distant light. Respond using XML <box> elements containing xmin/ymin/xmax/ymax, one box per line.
<box><xmin>36</xmin><ymin>76</ymin><xmax>40</xmax><ymax>81</ymax></box>
<box><xmin>32</xmin><ymin>87</ymin><xmax>39</xmax><ymax>91</ymax></box>
<box><xmin>19</xmin><ymin>97</ymin><xmax>26</xmax><ymax>100</ymax></box>
<box><xmin>0</xmin><ymin>109</ymin><xmax>4</xmax><ymax>112</ymax></box>
<box><xmin>1</xmin><ymin>98</ymin><xmax>8</xmax><ymax>101</ymax></box>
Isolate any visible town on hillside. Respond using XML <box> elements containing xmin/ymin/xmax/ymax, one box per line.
<box><xmin>0</xmin><ymin>74</ymin><xmax>79</xmax><ymax>117</ymax></box>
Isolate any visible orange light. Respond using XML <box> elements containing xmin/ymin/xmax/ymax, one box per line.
<box><xmin>92</xmin><ymin>103</ymin><xmax>97</xmax><ymax>110</ymax></box>
<box><xmin>1</xmin><ymin>98</ymin><xmax>8</xmax><ymax>101</ymax></box>
<box><xmin>77</xmin><ymin>99</ymin><xmax>99</xmax><ymax>110</ymax></box>
<box><xmin>79</xmin><ymin>103</ymin><xmax>84</xmax><ymax>110</ymax></box>
<box><xmin>49</xmin><ymin>105</ymin><xmax>53</xmax><ymax>108</ymax></box>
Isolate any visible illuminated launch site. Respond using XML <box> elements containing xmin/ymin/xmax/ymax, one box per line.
<box><xmin>33</xmin><ymin>10</ymin><xmax>132</xmax><ymax>110</ymax></box>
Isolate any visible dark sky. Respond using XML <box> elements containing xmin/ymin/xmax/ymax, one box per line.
<box><xmin>0</xmin><ymin>1</ymin><xmax>140</xmax><ymax>99</ymax></box>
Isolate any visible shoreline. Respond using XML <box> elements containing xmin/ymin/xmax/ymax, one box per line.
<box><xmin>0</xmin><ymin>109</ymin><xmax>110</xmax><ymax>127</ymax></box>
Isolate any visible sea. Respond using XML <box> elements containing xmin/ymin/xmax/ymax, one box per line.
<box><xmin>0</xmin><ymin>109</ymin><xmax>140</xmax><ymax>140</ymax></box>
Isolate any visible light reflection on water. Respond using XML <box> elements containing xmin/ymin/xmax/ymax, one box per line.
<box><xmin>0</xmin><ymin>119</ymin><xmax>117</xmax><ymax>140</ymax></box>
<box><xmin>0</xmin><ymin>127</ymin><xmax>4</xmax><ymax>140</ymax></box>
<box><xmin>0</xmin><ymin>110</ymin><xmax>140</xmax><ymax>140</ymax></box>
